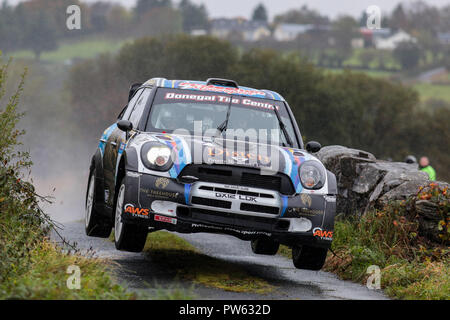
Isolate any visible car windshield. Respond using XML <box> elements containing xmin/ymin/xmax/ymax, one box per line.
<box><xmin>146</xmin><ymin>88</ymin><xmax>298</xmax><ymax>147</ymax></box>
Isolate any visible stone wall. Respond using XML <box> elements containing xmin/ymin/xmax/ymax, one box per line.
<box><xmin>316</xmin><ymin>145</ymin><xmax>449</xmax><ymax>244</ymax></box>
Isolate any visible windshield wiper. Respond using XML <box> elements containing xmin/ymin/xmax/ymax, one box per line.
<box><xmin>214</xmin><ymin>97</ymin><xmax>233</xmax><ymax>138</ymax></box>
<box><xmin>271</xmin><ymin>105</ymin><xmax>293</xmax><ymax>147</ymax></box>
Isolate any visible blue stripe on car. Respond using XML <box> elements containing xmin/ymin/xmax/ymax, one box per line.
<box><xmin>280</xmin><ymin>195</ymin><xmax>288</xmax><ymax>217</ymax></box>
<box><xmin>184</xmin><ymin>184</ymin><xmax>191</xmax><ymax>205</ymax></box>
<box><xmin>98</xmin><ymin>123</ymin><xmax>117</xmax><ymax>157</ymax></box>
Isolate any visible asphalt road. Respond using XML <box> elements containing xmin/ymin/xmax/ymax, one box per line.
<box><xmin>53</xmin><ymin>221</ymin><xmax>387</xmax><ymax>300</ymax></box>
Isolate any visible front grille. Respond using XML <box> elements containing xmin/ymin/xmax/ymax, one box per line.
<box><xmin>191</xmin><ymin>196</ymin><xmax>231</xmax><ymax>209</ymax></box>
<box><xmin>241</xmin><ymin>172</ymin><xmax>281</xmax><ymax>191</ymax></box>
<box><xmin>240</xmin><ymin>203</ymin><xmax>279</xmax><ymax>215</ymax></box>
<box><xmin>198</xmin><ymin>185</ymin><xmax>274</xmax><ymax>199</ymax></box>
<box><xmin>179</xmin><ymin>164</ymin><xmax>295</xmax><ymax>195</ymax></box>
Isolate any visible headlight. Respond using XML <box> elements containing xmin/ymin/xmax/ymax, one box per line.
<box><xmin>299</xmin><ymin>161</ymin><xmax>326</xmax><ymax>189</ymax></box>
<box><xmin>141</xmin><ymin>142</ymin><xmax>173</xmax><ymax>171</ymax></box>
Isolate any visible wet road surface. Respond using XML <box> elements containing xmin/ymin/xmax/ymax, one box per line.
<box><xmin>53</xmin><ymin>221</ymin><xmax>387</xmax><ymax>300</ymax></box>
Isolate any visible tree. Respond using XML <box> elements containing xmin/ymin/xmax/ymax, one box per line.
<box><xmin>89</xmin><ymin>1</ymin><xmax>113</xmax><ymax>33</ymax></box>
<box><xmin>135</xmin><ymin>7</ymin><xmax>182</xmax><ymax>38</ymax></box>
<box><xmin>252</xmin><ymin>3</ymin><xmax>268</xmax><ymax>22</ymax></box>
<box><xmin>106</xmin><ymin>4</ymin><xmax>132</xmax><ymax>35</ymax></box>
<box><xmin>274</xmin><ymin>5</ymin><xmax>329</xmax><ymax>25</ymax></box>
<box><xmin>0</xmin><ymin>2</ymin><xmax>21</xmax><ymax>53</ymax></box>
<box><xmin>179</xmin><ymin>0</ymin><xmax>209</xmax><ymax>32</ymax></box>
<box><xmin>135</xmin><ymin>0</ymin><xmax>172</xmax><ymax>20</ymax></box>
<box><xmin>331</xmin><ymin>15</ymin><xmax>358</xmax><ymax>67</ymax></box>
<box><xmin>393</xmin><ymin>41</ymin><xmax>421</xmax><ymax>70</ymax></box>
<box><xmin>389</xmin><ymin>4</ymin><xmax>408</xmax><ymax>31</ymax></box>
<box><xmin>415</xmin><ymin>30</ymin><xmax>441</xmax><ymax>64</ymax></box>
<box><xmin>358</xmin><ymin>50</ymin><xmax>376</xmax><ymax>69</ymax></box>
<box><xmin>17</xmin><ymin>7</ymin><xmax>58</xmax><ymax>60</ymax></box>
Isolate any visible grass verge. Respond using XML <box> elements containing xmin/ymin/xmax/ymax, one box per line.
<box><xmin>0</xmin><ymin>236</ymin><xmax>135</xmax><ymax>300</ymax></box>
<box><xmin>278</xmin><ymin>185</ymin><xmax>449</xmax><ymax>300</ymax></box>
<box><xmin>7</xmin><ymin>36</ymin><xmax>130</xmax><ymax>62</ymax></box>
<box><xmin>0</xmin><ymin>57</ymin><xmax>133</xmax><ymax>300</ymax></box>
<box><xmin>324</xmin><ymin>215</ymin><xmax>449</xmax><ymax>300</ymax></box>
<box><xmin>142</xmin><ymin>231</ymin><xmax>274</xmax><ymax>294</ymax></box>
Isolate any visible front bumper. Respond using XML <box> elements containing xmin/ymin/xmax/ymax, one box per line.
<box><xmin>122</xmin><ymin>171</ymin><xmax>336</xmax><ymax>248</ymax></box>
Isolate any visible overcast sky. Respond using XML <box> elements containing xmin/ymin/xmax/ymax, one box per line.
<box><xmin>7</xmin><ymin>0</ymin><xmax>450</xmax><ymax>19</ymax></box>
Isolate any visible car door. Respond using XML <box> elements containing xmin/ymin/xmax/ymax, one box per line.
<box><xmin>103</xmin><ymin>89</ymin><xmax>145</xmax><ymax>206</ymax></box>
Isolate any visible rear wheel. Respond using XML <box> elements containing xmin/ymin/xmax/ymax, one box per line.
<box><xmin>85</xmin><ymin>169</ymin><xmax>112</xmax><ymax>238</ymax></box>
<box><xmin>251</xmin><ymin>237</ymin><xmax>280</xmax><ymax>255</ymax></box>
<box><xmin>292</xmin><ymin>245</ymin><xmax>328</xmax><ymax>270</ymax></box>
<box><xmin>114</xmin><ymin>181</ymin><xmax>148</xmax><ymax>252</ymax></box>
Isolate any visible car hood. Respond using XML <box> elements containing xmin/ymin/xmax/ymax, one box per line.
<box><xmin>129</xmin><ymin>132</ymin><xmax>324</xmax><ymax>194</ymax></box>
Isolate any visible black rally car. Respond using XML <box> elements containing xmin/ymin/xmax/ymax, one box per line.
<box><xmin>85</xmin><ymin>78</ymin><xmax>337</xmax><ymax>270</ymax></box>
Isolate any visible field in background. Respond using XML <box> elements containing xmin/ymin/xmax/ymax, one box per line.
<box><xmin>324</xmin><ymin>67</ymin><xmax>450</xmax><ymax>105</ymax></box>
<box><xmin>412</xmin><ymin>83</ymin><xmax>450</xmax><ymax>103</ymax></box>
<box><xmin>7</xmin><ymin>36</ymin><xmax>450</xmax><ymax>106</ymax></box>
<box><xmin>7</xmin><ymin>36</ymin><xmax>130</xmax><ymax>63</ymax></box>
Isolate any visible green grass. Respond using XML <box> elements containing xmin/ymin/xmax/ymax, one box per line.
<box><xmin>325</xmin><ymin>217</ymin><xmax>449</xmax><ymax>300</ymax></box>
<box><xmin>0</xmin><ymin>240</ymin><xmax>135</xmax><ymax>300</ymax></box>
<box><xmin>323</xmin><ymin>183</ymin><xmax>449</xmax><ymax>300</ymax></box>
<box><xmin>143</xmin><ymin>231</ymin><xmax>274</xmax><ymax>294</ymax></box>
<box><xmin>323</xmin><ymin>67</ymin><xmax>393</xmax><ymax>79</ymax></box>
<box><xmin>278</xmin><ymin>184</ymin><xmax>450</xmax><ymax>300</ymax></box>
<box><xmin>412</xmin><ymin>83</ymin><xmax>450</xmax><ymax>103</ymax></box>
<box><xmin>8</xmin><ymin>36</ymin><xmax>130</xmax><ymax>62</ymax></box>
<box><xmin>0</xmin><ymin>213</ymin><xmax>136</xmax><ymax>300</ymax></box>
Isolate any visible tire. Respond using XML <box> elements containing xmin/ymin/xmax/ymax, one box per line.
<box><xmin>251</xmin><ymin>237</ymin><xmax>280</xmax><ymax>255</ymax></box>
<box><xmin>114</xmin><ymin>181</ymin><xmax>148</xmax><ymax>252</ymax></box>
<box><xmin>85</xmin><ymin>169</ymin><xmax>112</xmax><ymax>238</ymax></box>
<box><xmin>292</xmin><ymin>245</ymin><xmax>328</xmax><ymax>270</ymax></box>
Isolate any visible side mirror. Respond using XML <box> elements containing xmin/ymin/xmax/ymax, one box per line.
<box><xmin>128</xmin><ymin>83</ymin><xmax>142</xmax><ymax>102</ymax></box>
<box><xmin>306</xmin><ymin>141</ymin><xmax>321</xmax><ymax>153</ymax></box>
<box><xmin>117</xmin><ymin>120</ymin><xmax>133</xmax><ymax>132</ymax></box>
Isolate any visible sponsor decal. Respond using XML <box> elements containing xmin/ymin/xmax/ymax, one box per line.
<box><xmin>300</xmin><ymin>194</ymin><xmax>312</xmax><ymax>208</ymax></box>
<box><xmin>223</xmin><ymin>185</ymin><xmax>249</xmax><ymax>191</ymax></box>
<box><xmin>312</xmin><ymin>227</ymin><xmax>333</xmax><ymax>241</ymax></box>
<box><xmin>154</xmin><ymin>214</ymin><xmax>177</xmax><ymax>225</ymax></box>
<box><xmin>142</xmin><ymin>188</ymin><xmax>179</xmax><ymax>199</ymax></box>
<box><xmin>118</xmin><ymin>142</ymin><xmax>126</xmax><ymax>153</ymax></box>
<box><xmin>191</xmin><ymin>223</ymin><xmax>271</xmax><ymax>237</ymax></box>
<box><xmin>124</xmin><ymin>204</ymin><xmax>150</xmax><ymax>218</ymax></box>
<box><xmin>215</xmin><ymin>192</ymin><xmax>257</xmax><ymax>202</ymax></box>
<box><xmin>155</xmin><ymin>177</ymin><xmax>170</xmax><ymax>189</ymax></box>
<box><xmin>288</xmin><ymin>207</ymin><xmax>324</xmax><ymax>216</ymax></box>
<box><xmin>206</xmin><ymin>147</ymin><xmax>271</xmax><ymax>166</ymax></box>
<box><xmin>178</xmin><ymin>82</ymin><xmax>267</xmax><ymax>96</ymax></box>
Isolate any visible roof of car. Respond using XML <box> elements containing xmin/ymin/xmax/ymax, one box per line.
<box><xmin>143</xmin><ymin>78</ymin><xmax>286</xmax><ymax>102</ymax></box>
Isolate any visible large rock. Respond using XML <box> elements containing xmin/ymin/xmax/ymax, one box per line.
<box><xmin>317</xmin><ymin>145</ymin><xmax>449</xmax><ymax>243</ymax></box>
<box><xmin>317</xmin><ymin>145</ymin><xmax>428</xmax><ymax>214</ymax></box>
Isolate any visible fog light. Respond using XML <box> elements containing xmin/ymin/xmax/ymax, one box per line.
<box><xmin>288</xmin><ymin>218</ymin><xmax>312</xmax><ymax>232</ymax></box>
<box><xmin>151</xmin><ymin>201</ymin><xmax>177</xmax><ymax>217</ymax></box>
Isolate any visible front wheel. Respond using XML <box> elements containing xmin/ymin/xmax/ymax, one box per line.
<box><xmin>114</xmin><ymin>182</ymin><xmax>148</xmax><ymax>252</ymax></box>
<box><xmin>251</xmin><ymin>237</ymin><xmax>280</xmax><ymax>255</ymax></box>
<box><xmin>85</xmin><ymin>169</ymin><xmax>112</xmax><ymax>238</ymax></box>
<box><xmin>292</xmin><ymin>245</ymin><xmax>328</xmax><ymax>270</ymax></box>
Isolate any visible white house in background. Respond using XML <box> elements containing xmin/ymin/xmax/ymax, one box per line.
<box><xmin>374</xmin><ymin>30</ymin><xmax>417</xmax><ymax>50</ymax></box>
<box><xmin>273</xmin><ymin>24</ymin><xmax>315</xmax><ymax>41</ymax></box>
<box><xmin>210</xmin><ymin>18</ymin><xmax>271</xmax><ymax>42</ymax></box>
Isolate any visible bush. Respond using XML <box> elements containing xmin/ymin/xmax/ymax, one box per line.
<box><xmin>0</xmin><ymin>56</ymin><xmax>133</xmax><ymax>299</ymax></box>
<box><xmin>324</xmin><ymin>201</ymin><xmax>449</xmax><ymax>299</ymax></box>
<box><xmin>66</xmin><ymin>35</ymin><xmax>450</xmax><ymax>180</ymax></box>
